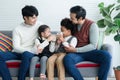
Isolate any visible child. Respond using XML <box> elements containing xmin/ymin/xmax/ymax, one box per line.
<box><xmin>47</xmin><ymin>18</ymin><xmax>77</xmax><ymax>80</ymax></box>
<box><xmin>29</xmin><ymin>25</ymin><xmax>55</xmax><ymax>80</ymax></box>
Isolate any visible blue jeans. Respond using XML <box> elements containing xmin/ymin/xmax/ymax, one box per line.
<box><xmin>63</xmin><ymin>50</ymin><xmax>111</xmax><ymax>80</ymax></box>
<box><xmin>0</xmin><ymin>51</ymin><xmax>34</xmax><ymax>80</ymax></box>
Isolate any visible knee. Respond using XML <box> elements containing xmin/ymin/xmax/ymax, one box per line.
<box><xmin>63</xmin><ymin>54</ymin><xmax>73</xmax><ymax>66</ymax></box>
<box><xmin>31</xmin><ymin>56</ymin><xmax>39</xmax><ymax>62</ymax></box>
<box><xmin>41</xmin><ymin>56</ymin><xmax>48</xmax><ymax>62</ymax></box>
<box><xmin>47</xmin><ymin>57</ymin><xmax>55</xmax><ymax>65</ymax></box>
<box><xmin>0</xmin><ymin>52</ymin><xmax>5</xmax><ymax>61</ymax></box>
<box><xmin>22</xmin><ymin>51</ymin><xmax>34</xmax><ymax>59</ymax></box>
<box><xmin>101</xmin><ymin>51</ymin><xmax>112</xmax><ymax>63</ymax></box>
<box><xmin>56</xmin><ymin>58</ymin><xmax>62</xmax><ymax>64</ymax></box>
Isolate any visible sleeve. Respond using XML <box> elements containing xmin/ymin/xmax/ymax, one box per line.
<box><xmin>12</xmin><ymin>28</ymin><xmax>30</xmax><ymax>53</ymax></box>
<box><xmin>37</xmin><ymin>39</ymin><xmax>49</xmax><ymax>49</ymax></box>
<box><xmin>62</xmin><ymin>37</ymin><xmax>77</xmax><ymax>48</ymax></box>
<box><xmin>76</xmin><ymin>23</ymin><xmax>99</xmax><ymax>53</ymax></box>
<box><xmin>49</xmin><ymin>41</ymin><xmax>56</xmax><ymax>52</ymax></box>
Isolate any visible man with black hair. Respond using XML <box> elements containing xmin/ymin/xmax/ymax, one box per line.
<box><xmin>0</xmin><ymin>5</ymin><xmax>43</xmax><ymax>80</ymax></box>
<box><xmin>63</xmin><ymin>5</ymin><xmax>111</xmax><ymax>80</ymax></box>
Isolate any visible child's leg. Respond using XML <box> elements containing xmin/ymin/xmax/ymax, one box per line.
<box><xmin>56</xmin><ymin>53</ymin><xmax>66</xmax><ymax>80</ymax></box>
<box><xmin>47</xmin><ymin>54</ymin><xmax>57</xmax><ymax>80</ymax></box>
<box><xmin>29</xmin><ymin>56</ymin><xmax>39</xmax><ymax>80</ymax></box>
<box><xmin>40</xmin><ymin>56</ymin><xmax>48</xmax><ymax>79</ymax></box>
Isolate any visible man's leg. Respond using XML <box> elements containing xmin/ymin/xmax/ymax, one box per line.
<box><xmin>47</xmin><ymin>54</ymin><xmax>57</xmax><ymax>80</ymax></box>
<box><xmin>0</xmin><ymin>52</ymin><xmax>20</xmax><ymax>80</ymax></box>
<box><xmin>56</xmin><ymin>53</ymin><xmax>66</xmax><ymax>80</ymax></box>
<box><xmin>18</xmin><ymin>51</ymin><xmax>34</xmax><ymax>80</ymax></box>
<box><xmin>83</xmin><ymin>50</ymin><xmax>111</xmax><ymax>80</ymax></box>
<box><xmin>63</xmin><ymin>53</ymin><xmax>84</xmax><ymax>80</ymax></box>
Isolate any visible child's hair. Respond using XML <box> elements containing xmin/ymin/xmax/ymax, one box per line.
<box><xmin>38</xmin><ymin>25</ymin><xmax>49</xmax><ymax>38</ymax></box>
<box><xmin>60</xmin><ymin>18</ymin><xmax>75</xmax><ymax>35</ymax></box>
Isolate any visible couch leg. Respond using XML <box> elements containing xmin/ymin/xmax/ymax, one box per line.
<box><xmin>95</xmin><ymin>77</ymin><xmax>98</xmax><ymax>80</ymax></box>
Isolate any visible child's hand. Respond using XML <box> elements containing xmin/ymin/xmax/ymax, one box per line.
<box><xmin>47</xmin><ymin>35</ymin><xmax>56</xmax><ymax>42</ymax></box>
<box><xmin>57</xmin><ymin>33</ymin><xmax>65</xmax><ymax>42</ymax></box>
<box><xmin>56</xmin><ymin>39</ymin><xmax>62</xmax><ymax>45</ymax></box>
<box><xmin>37</xmin><ymin>45</ymin><xmax>43</xmax><ymax>54</ymax></box>
<box><xmin>37</xmin><ymin>48</ymin><xmax>43</xmax><ymax>54</ymax></box>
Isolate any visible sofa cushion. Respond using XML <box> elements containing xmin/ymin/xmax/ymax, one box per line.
<box><xmin>0</xmin><ymin>32</ymin><xmax>13</xmax><ymax>52</ymax></box>
<box><xmin>6</xmin><ymin>60</ymin><xmax>99</xmax><ymax>68</ymax></box>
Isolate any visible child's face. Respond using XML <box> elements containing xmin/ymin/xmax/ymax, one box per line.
<box><xmin>42</xmin><ymin>28</ymin><xmax>51</xmax><ymax>38</ymax></box>
<box><xmin>61</xmin><ymin>26</ymin><xmax>71</xmax><ymax>37</ymax></box>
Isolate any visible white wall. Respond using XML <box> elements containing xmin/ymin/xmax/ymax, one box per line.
<box><xmin>0</xmin><ymin>0</ymin><xmax>119</xmax><ymax>76</ymax></box>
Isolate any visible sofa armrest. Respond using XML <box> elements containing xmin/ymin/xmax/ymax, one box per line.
<box><xmin>100</xmin><ymin>44</ymin><xmax>113</xmax><ymax>54</ymax></box>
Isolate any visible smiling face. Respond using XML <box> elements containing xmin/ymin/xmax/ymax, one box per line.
<box><xmin>24</xmin><ymin>15</ymin><xmax>37</xmax><ymax>26</ymax></box>
<box><xmin>70</xmin><ymin>13</ymin><xmax>85</xmax><ymax>25</ymax></box>
<box><xmin>41</xmin><ymin>28</ymin><xmax>51</xmax><ymax>38</ymax></box>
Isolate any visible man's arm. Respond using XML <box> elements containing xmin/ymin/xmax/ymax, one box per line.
<box><xmin>76</xmin><ymin>23</ymin><xmax>99</xmax><ymax>52</ymax></box>
<box><xmin>65</xmin><ymin>23</ymin><xmax>99</xmax><ymax>53</ymax></box>
<box><xmin>12</xmin><ymin>29</ymin><xmax>30</xmax><ymax>53</ymax></box>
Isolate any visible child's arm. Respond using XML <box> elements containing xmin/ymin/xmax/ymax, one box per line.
<box><xmin>63</xmin><ymin>37</ymin><xmax>77</xmax><ymax>48</ymax></box>
<box><xmin>35</xmin><ymin>39</ymin><xmax>49</xmax><ymax>54</ymax></box>
<box><xmin>49</xmin><ymin>41</ymin><xmax>56</xmax><ymax>52</ymax></box>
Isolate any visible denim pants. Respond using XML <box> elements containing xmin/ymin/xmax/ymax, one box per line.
<box><xmin>0</xmin><ymin>51</ymin><xmax>34</xmax><ymax>80</ymax></box>
<box><xmin>63</xmin><ymin>49</ymin><xmax>111</xmax><ymax>80</ymax></box>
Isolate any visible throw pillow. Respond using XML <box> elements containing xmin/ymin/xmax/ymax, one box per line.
<box><xmin>0</xmin><ymin>32</ymin><xmax>13</xmax><ymax>52</ymax></box>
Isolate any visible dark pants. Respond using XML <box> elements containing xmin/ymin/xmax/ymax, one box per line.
<box><xmin>63</xmin><ymin>49</ymin><xmax>111</xmax><ymax>80</ymax></box>
<box><xmin>0</xmin><ymin>51</ymin><xmax>34</xmax><ymax>80</ymax></box>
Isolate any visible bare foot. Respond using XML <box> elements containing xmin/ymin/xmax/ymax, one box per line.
<box><xmin>40</xmin><ymin>74</ymin><xmax>46</xmax><ymax>80</ymax></box>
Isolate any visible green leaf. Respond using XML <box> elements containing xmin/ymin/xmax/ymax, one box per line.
<box><xmin>105</xmin><ymin>26</ymin><xmax>119</xmax><ymax>35</ymax></box>
<box><xmin>114</xmin><ymin>34</ymin><xmax>120</xmax><ymax>41</ymax></box>
<box><xmin>105</xmin><ymin>27</ymin><xmax>112</xmax><ymax>35</ymax></box>
<box><xmin>98</xmin><ymin>2</ymin><xmax>104</xmax><ymax>8</ymax></box>
<box><xmin>117</xmin><ymin>0</ymin><xmax>120</xmax><ymax>3</ymax></box>
<box><xmin>104</xmin><ymin>16</ymin><xmax>114</xmax><ymax>26</ymax></box>
<box><xmin>116</xmin><ymin>4</ymin><xmax>120</xmax><ymax>10</ymax></box>
<box><xmin>97</xmin><ymin>19</ymin><xmax>106</xmax><ymax>28</ymax></box>
<box><xmin>107</xmin><ymin>4</ymin><xmax>115</xmax><ymax>13</ymax></box>
<box><xmin>114</xmin><ymin>18</ymin><xmax>120</xmax><ymax>27</ymax></box>
<box><xmin>114</xmin><ymin>13</ymin><xmax>120</xmax><ymax>19</ymax></box>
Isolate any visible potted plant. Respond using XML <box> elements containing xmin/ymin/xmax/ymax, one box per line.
<box><xmin>113</xmin><ymin>66</ymin><xmax>120</xmax><ymax>80</ymax></box>
<box><xmin>97</xmin><ymin>0</ymin><xmax>120</xmax><ymax>79</ymax></box>
<box><xmin>97</xmin><ymin>0</ymin><xmax>120</xmax><ymax>44</ymax></box>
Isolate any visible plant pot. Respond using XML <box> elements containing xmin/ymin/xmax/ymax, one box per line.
<box><xmin>114</xmin><ymin>69</ymin><xmax>120</xmax><ymax>80</ymax></box>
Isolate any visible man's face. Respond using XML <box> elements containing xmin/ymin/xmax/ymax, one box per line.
<box><xmin>70</xmin><ymin>13</ymin><xmax>78</xmax><ymax>24</ymax></box>
<box><xmin>70</xmin><ymin>13</ymin><xmax>83</xmax><ymax>25</ymax></box>
<box><xmin>24</xmin><ymin>15</ymin><xmax>37</xmax><ymax>25</ymax></box>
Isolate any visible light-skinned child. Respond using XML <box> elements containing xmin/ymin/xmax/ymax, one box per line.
<box><xmin>29</xmin><ymin>25</ymin><xmax>55</xmax><ymax>80</ymax></box>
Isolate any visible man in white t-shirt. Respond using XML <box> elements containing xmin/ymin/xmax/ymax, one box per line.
<box><xmin>0</xmin><ymin>5</ymin><xmax>43</xmax><ymax>80</ymax></box>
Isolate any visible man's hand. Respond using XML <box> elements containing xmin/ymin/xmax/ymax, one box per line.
<box><xmin>64</xmin><ymin>45</ymin><xmax>77</xmax><ymax>52</ymax></box>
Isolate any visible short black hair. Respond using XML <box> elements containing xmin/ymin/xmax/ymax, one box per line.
<box><xmin>60</xmin><ymin>18</ymin><xmax>75</xmax><ymax>35</ymax></box>
<box><xmin>70</xmin><ymin>5</ymin><xmax>86</xmax><ymax>19</ymax></box>
<box><xmin>22</xmin><ymin>5</ymin><xmax>38</xmax><ymax>17</ymax></box>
